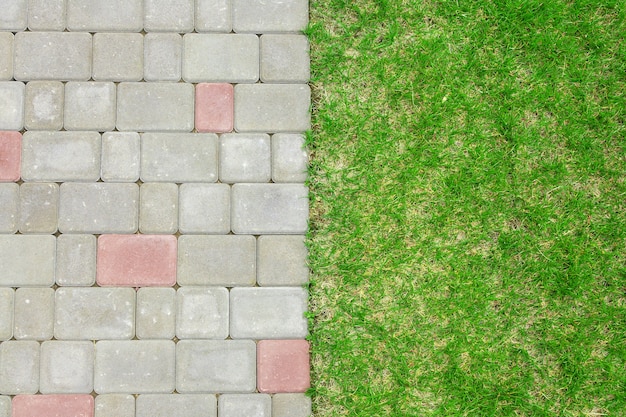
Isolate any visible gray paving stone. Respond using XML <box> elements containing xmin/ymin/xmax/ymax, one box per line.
<box><xmin>144</xmin><ymin>0</ymin><xmax>194</xmax><ymax>32</ymax></box>
<box><xmin>140</xmin><ymin>133</ymin><xmax>218</xmax><ymax>182</ymax></box>
<box><xmin>18</xmin><ymin>182</ymin><xmax>59</xmax><ymax>234</ymax></box>
<box><xmin>95</xmin><ymin>394</ymin><xmax>135</xmax><ymax>417</ymax></box>
<box><xmin>260</xmin><ymin>35</ymin><xmax>310</xmax><ymax>83</ymax></box>
<box><xmin>67</xmin><ymin>0</ymin><xmax>143</xmax><ymax>32</ymax></box>
<box><xmin>21</xmin><ymin>131</ymin><xmax>101</xmax><ymax>182</ymax></box>
<box><xmin>14</xmin><ymin>32</ymin><xmax>92</xmax><ymax>81</ymax></box>
<box><xmin>177</xmin><ymin>235</ymin><xmax>256</xmax><ymax>286</ymax></box>
<box><xmin>40</xmin><ymin>341</ymin><xmax>94</xmax><ymax>394</ymax></box>
<box><xmin>0</xmin><ymin>396</ymin><xmax>9</xmax><ymax>417</ymax></box>
<box><xmin>182</xmin><ymin>34</ymin><xmax>259</xmax><ymax>83</ymax></box>
<box><xmin>0</xmin><ymin>235</ymin><xmax>56</xmax><ymax>287</ymax></box>
<box><xmin>219</xmin><ymin>394</ymin><xmax>271</xmax><ymax>417</ymax></box>
<box><xmin>0</xmin><ymin>341</ymin><xmax>39</xmax><ymax>395</ymax></box>
<box><xmin>24</xmin><ymin>81</ymin><xmax>64</xmax><ymax>131</ymax></box>
<box><xmin>195</xmin><ymin>0</ymin><xmax>231</xmax><ymax>32</ymax></box>
<box><xmin>64</xmin><ymin>82</ymin><xmax>116</xmax><ymax>131</ymax></box>
<box><xmin>219</xmin><ymin>133</ymin><xmax>271</xmax><ymax>183</ymax></box>
<box><xmin>233</xmin><ymin>0</ymin><xmax>308</xmax><ymax>33</ymax></box>
<box><xmin>28</xmin><ymin>0</ymin><xmax>66</xmax><ymax>31</ymax></box>
<box><xmin>178</xmin><ymin>183</ymin><xmax>230</xmax><ymax>234</ymax></box>
<box><xmin>144</xmin><ymin>33</ymin><xmax>182</xmax><ymax>82</ymax></box>
<box><xmin>55</xmin><ymin>234</ymin><xmax>97</xmax><ymax>286</ymax></box>
<box><xmin>257</xmin><ymin>235</ymin><xmax>308</xmax><ymax>286</ymax></box>
<box><xmin>136</xmin><ymin>394</ymin><xmax>217</xmax><ymax>417</ymax></box>
<box><xmin>95</xmin><ymin>340</ymin><xmax>176</xmax><ymax>394</ymax></box>
<box><xmin>272</xmin><ymin>393</ymin><xmax>312</xmax><ymax>417</ymax></box>
<box><xmin>0</xmin><ymin>288</ymin><xmax>13</xmax><ymax>341</ymax></box>
<box><xmin>136</xmin><ymin>287</ymin><xmax>176</xmax><ymax>339</ymax></box>
<box><xmin>234</xmin><ymin>84</ymin><xmax>311</xmax><ymax>133</ymax></box>
<box><xmin>55</xmin><ymin>287</ymin><xmax>135</xmax><ymax>340</ymax></box>
<box><xmin>0</xmin><ymin>82</ymin><xmax>24</xmax><ymax>130</ymax></box>
<box><xmin>0</xmin><ymin>0</ymin><xmax>27</xmax><ymax>31</ymax></box>
<box><xmin>0</xmin><ymin>183</ymin><xmax>18</xmax><ymax>233</ymax></box>
<box><xmin>93</xmin><ymin>33</ymin><xmax>143</xmax><ymax>82</ymax></box>
<box><xmin>176</xmin><ymin>340</ymin><xmax>256</xmax><ymax>393</ymax></box>
<box><xmin>139</xmin><ymin>183</ymin><xmax>179</xmax><ymax>234</ymax></box>
<box><xmin>117</xmin><ymin>83</ymin><xmax>195</xmax><ymax>131</ymax></box>
<box><xmin>231</xmin><ymin>184</ymin><xmax>309</xmax><ymax>234</ymax></box>
<box><xmin>176</xmin><ymin>287</ymin><xmax>229</xmax><ymax>339</ymax></box>
<box><xmin>13</xmin><ymin>287</ymin><xmax>54</xmax><ymax>340</ymax></box>
<box><xmin>58</xmin><ymin>183</ymin><xmax>139</xmax><ymax>234</ymax></box>
<box><xmin>230</xmin><ymin>287</ymin><xmax>308</xmax><ymax>339</ymax></box>
<box><xmin>101</xmin><ymin>132</ymin><xmax>140</xmax><ymax>182</ymax></box>
<box><xmin>0</xmin><ymin>33</ymin><xmax>12</xmax><ymax>80</ymax></box>
<box><xmin>272</xmin><ymin>133</ymin><xmax>308</xmax><ymax>183</ymax></box>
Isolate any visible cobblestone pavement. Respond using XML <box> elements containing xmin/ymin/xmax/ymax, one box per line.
<box><xmin>0</xmin><ymin>1</ymin><xmax>311</xmax><ymax>416</ymax></box>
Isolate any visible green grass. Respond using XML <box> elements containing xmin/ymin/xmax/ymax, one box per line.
<box><xmin>306</xmin><ymin>1</ymin><xmax>626</xmax><ymax>415</ymax></box>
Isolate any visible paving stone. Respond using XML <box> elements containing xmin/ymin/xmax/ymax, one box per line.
<box><xmin>0</xmin><ymin>396</ymin><xmax>8</xmax><ymax>417</ymax></box>
<box><xmin>0</xmin><ymin>131</ymin><xmax>21</xmax><ymax>181</ymax></box>
<box><xmin>94</xmin><ymin>340</ymin><xmax>176</xmax><ymax>394</ymax></box>
<box><xmin>271</xmin><ymin>133</ymin><xmax>308</xmax><ymax>183</ymax></box>
<box><xmin>178</xmin><ymin>183</ymin><xmax>230</xmax><ymax>234</ymax></box>
<box><xmin>58</xmin><ymin>182</ymin><xmax>139</xmax><ymax>234</ymax></box>
<box><xmin>0</xmin><ymin>288</ymin><xmax>13</xmax><ymax>341</ymax></box>
<box><xmin>117</xmin><ymin>83</ymin><xmax>195</xmax><ymax>131</ymax></box>
<box><xmin>176</xmin><ymin>287</ymin><xmax>229</xmax><ymax>339</ymax></box>
<box><xmin>93</xmin><ymin>33</ymin><xmax>143</xmax><ymax>82</ymax></box>
<box><xmin>195</xmin><ymin>83</ymin><xmax>234</xmax><ymax>133</ymax></box>
<box><xmin>257</xmin><ymin>235</ymin><xmax>308</xmax><ymax>286</ymax></box>
<box><xmin>24</xmin><ymin>81</ymin><xmax>64</xmax><ymax>131</ymax></box>
<box><xmin>0</xmin><ymin>33</ymin><xmax>12</xmax><ymax>80</ymax></box>
<box><xmin>95</xmin><ymin>394</ymin><xmax>135</xmax><ymax>417</ymax></box>
<box><xmin>219</xmin><ymin>133</ymin><xmax>271</xmax><ymax>183</ymax></box>
<box><xmin>144</xmin><ymin>33</ymin><xmax>182</xmax><ymax>82</ymax></box>
<box><xmin>272</xmin><ymin>393</ymin><xmax>312</xmax><ymax>416</ymax></box>
<box><xmin>230</xmin><ymin>288</ymin><xmax>308</xmax><ymax>339</ymax></box>
<box><xmin>12</xmin><ymin>395</ymin><xmax>94</xmax><ymax>417</ymax></box>
<box><xmin>231</xmin><ymin>184</ymin><xmax>309</xmax><ymax>234</ymax></box>
<box><xmin>96</xmin><ymin>234</ymin><xmax>177</xmax><ymax>287</ymax></box>
<box><xmin>195</xmin><ymin>0</ymin><xmax>231</xmax><ymax>32</ymax></box>
<box><xmin>0</xmin><ymin>341</ymin><xmax>39</xmax><ymax>395</ymax></box>
<box><xmin>137</xmin><ymin>394</ymin><xmax>217</xmax><ymax>417</ymax></box>
<box><xmin>101</xmin><ymin>132</ymin><xmax>140</xmax><ymax>182</ymax></box>
<box><xmin>139</xmin><ymin>183</ymin><xmax>179</xmax><ymax>234</ymax></box>
<box><xmin>0</xmin><ymin>235</ymin><xmax>56</xmax><ymax>287</ymax></box>
<box><xmin>0</xmin><ymin>82</ymin><xmax>24</xmax><ymax>130</ymax></box>
<box><xmin>233</xmin><ymin>0</ymin><xmax>308</xmax><ymax>33</ymax></box>
<box><xmin>13</xmin><ymin>288</ymin><xmax>54</xmax><ymax>340</ymax></box>
<box><xmin>28</xmin><ymin>0</ymin><xmax>66</xmax><ymax>31</ymax></box>
<box><xmin>144</xmin><ymin>0</ymin><xmax>194</xmax><ymax>32</ymax></box>
<box><xmin>21</xmin><ymin>131</ymin><xmax>101</xmax><ymax>182</ymax></box>
<box><xmin>219</xmin><ymin>394</ymin><xmax>271</xmax><ymax>417</ymax></box>
<box><xmin>18</xmin><ymin>182</ymin><xmax>59</xmax><ymax>234</ymax></box>
<box><xmin>55</xmin><ymin>287</ymin><xmax>135</xmax><ymax>340</ymax></box>
<box><xmin>140</xmin><ymin>132</ymin><xmax>218</xmax><ymax>182</ymax></box>
<box><xmin>0</xmin><ymin>183</ymin><xmax>18</xmax><ymax>233</ymax></box>
<box><xmin>66</xmin><ymin>0</ymin><xmax>143</xmax><ymax>32</ymax></box>
<box><xmin>55</xmin><ymin>234</ymin><xmax>97</xmax><ymax>286</ymax></box>
<box><xmin>260</xmin><ymin>35</ymin><xmax>310</xmax><ymax>83</ymax></box>
<box><xmin>234</xmin><ymin>84</ymin><xmax>311</xmax><ymax>132</ymax></box>
<box><xmin>257</xmin><ymin>340</ymin><xmax>310</xmax><ymax>393</ymax></box>
<box><xmin>176</xmin><ymin>340</ymin><xmax>256</xmax><ymax>393</ymax></box>
<box><xmin>182</xmin><ymin>34</ymin><xmax>259</xmax><ymax>83</ymax></box>
<box><xmin>14</xmin><ymin>32</ymin><xmax>92</xmax><ymax>81</ymax></box>
<box><xmin>177</xmin><ymin>235</ymin><xmax>256</xmax><ymax>286</ymax></box>
<box><xmin>64</xmin><ymin>82</ymin><xmax>116</xmax><ymax>131</ymax></box>
<box><xmin>39</xmin><ymin>341</ymin><xmax>94</xmax><ymax>394</ymax></box>
<box><xmin>0</xmin><ymin>0</ymin><xmax>27</xmax><ymax>30</ymax></box>
<box><xmin>136</xmin><ymin>287</ymin><xmax>176</xmax><ymax>339</ymax></box>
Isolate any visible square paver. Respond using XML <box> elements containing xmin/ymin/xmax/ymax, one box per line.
<box><xmin>144</xmin><ymin>33</ymin><xmax>182</xmax><ymax>81</ymax></box>
<box><xmin>232</xmin><ymin>0</ymin><xmax>308</xmax><ymax>33</ymax></box>
<box><xmin>176</xmin><ymin>287</ymin><xmax>229</xmax><ymax>339</ymax></box>
<box><xmin>272</xmin><ymin>393</ymin><xmax>312</xmax><ymax>417</ymax></box>
<box><xmin>24</xmin><ymin>81</ymin><xmax>64</xmax><ymax>131</ymax></box>
<box><xmin>219</xmin><ymin>133</ymin><xmax>271</xmax><ymax>183</ymax></box>
<box><xmin>136</xmin><ymin>288</ymin><xmax>176</xmax><ymax>339</ymax></box>
<box><xmin>0</xmin><ymin>235</ymin><xmax>56</xmax><ymax>287</ymax></box>
<box><xmin>195</xmin><ymin>0</ymin><xmax>231</xmax><ymax>32</ymax></box>
<box><xmin>64</xmin><ymin>82</ymin><xmax>116</xmax><ymax>131</ymax></box>
<box><xmin>0</xmin><ymin>131</ymin><xmax>21</xmax><ymax>181</ymax></box>
<box><xmin>195</xmin><ymin>83</ymin><xmax>234</xmax><ymax>133</ymax></box>
<box><xmin>257</xmin><ymin>235</ymin><xmax>309</xmax><ymax>286</ymax></box>
<box><xmin>257</xmin><ymin>340</ymin><xmax>310</xmax><ymax>393</ymax></box>
<box><xmin>101</xmin><ymin>132</ymin><xmax>140</xmax><ymax>182</ymax></box>
<box><xmin>93</xmin><ymin>33</ymin><xmax>143</xmax><ymax>81</ymax></box>
<box><xmin>40</xmin><ymin>341</ymin><xmax>94</xmax><ymax>394</ymax></box>
<box><xmin>260</xmin><ymin>34</ymin><xmax>310</xmax><ymax>83</ymax></box>
<box><xmin>67</xmin><ymin>0</ymin><xmax>143</xmax><ymax>31</ymax></box>
<box><xmin>0</xmin><ymin>288</ymin><xmax>14</xmax><ymax>341</ymax></box>
<box><xmin>0</xmin><ymin>82</ymin><xmax>25</xmax><ymax>130</ymax></box>
<box><xmin>55</xmin><ymin>234</ymin><xmax>97</xmax><ymax>286</ymax></box>
<box><xmin>0</xmin><ymin>33</ymin><xmax>12</xmax><ymax>80</ymax></box>
<box><xmin>136</xmin><ymin>394</ymin><xmax>217</xmax><ymax>417</ymax></box>
<box><xmin>219</xmin><ymin>394</ymin><xmax>271</xmax><ymax>417</ymax></box>
<box><xmin>95</xmin><ymin>394</ymin><xmax>135</xmax><ymax>417</ymax></box>
<box><xmin>178</xmin><ymin>183</ymin><xmax>230</xmax><ymax>234</ymax></box>
<box><xmin>13</xmin><ymin>287</ymin><xmax>54</xmax><ymax>340</ymax></box>
<box><xmin>18</xmin><ymin>182</ymin><xmax>59</xmax><ymax>234</ymax></box>
<box><xmin>27</xmin><ymin>0</ymin><xmax>66</xmax><ymax>31</ymax></box>
<box><xmin>0</xmin><ymin>341</ymin><xmax>39</xmax><ymax>395</ymax></box>
<box><xmin>12</xmin><ymin>395</ymin><xmax>94</xmax><ymax>417</ymax></box>
<box><xmin>271</xmin><ymin>133</ymin><xmax>309</xmax><ymax>183</ymax></box>
<box><xmin>0</xmin><ymin>183</ymin><xmax>18</xmax><ymax>233</ymax></box>
<box><xmin>144</xmin><ymin>0</ymin><xmax>194</xmax><ymax>32</ymax></box>
<box><xmin>0</xmin><ymin>0</ymin><xmax>27</xmax><ymax>31</ymax></box>
<box><xmin>139</xmin><ymin>182</ymin><xmax>179</xmax><ymax>234</ymax></box>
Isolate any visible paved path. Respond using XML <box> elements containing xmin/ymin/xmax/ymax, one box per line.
<box><xmin>0</xmin><ymin>1</ymin><xmax>311</xmax><ymax>416</ymax></box>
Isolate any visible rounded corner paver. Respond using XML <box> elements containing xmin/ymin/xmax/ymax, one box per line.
<box><xmin>218</xmin><ymin>393</ymin><xmax>271</xmax><ymax>417</ymax></box>
<box><xmin>12</xmin><ymin>394</ymin><xmax>94</xmax><ymax>417</ymax></box>
<box><xmin>272</xmin><ymin>393</ymin><xmax>312</xmax><ymax>417</ymax></box>
<box><xmin>195</xmin><ymin>83</ymin><xmax>234</xmax><ymax>133</ymax></box>
<box><xmin>257</xmin><ymin>339</ymin><xmax>310</xmax><ymax>393</ymax></box>
<box><xmin>0</xmin><ymin>131</ymin><xmax>21</xmax><ymax>182</ymax></box>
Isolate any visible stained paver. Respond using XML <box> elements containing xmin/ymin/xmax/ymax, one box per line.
<box><xmin>100</xmin><ymin>132</ymin><xmax>140</xmax><ymax>182</ymax></box>
<box><xmin>94</xmin><ymin>394</ymin><xmax>135</xmax><ymax>417</ymax></box>
<box><xmin>0</xmin><ymin>82</ymin><xmax>25</xmax><ymax>130</ymax></box>
<box><xmin>23</xmin><ymin>81</ymin><xmax>64</xmax><ymax>131</ymax></box>
<box><xmin>0</xmin><ymin>288</ymin><xmax>14</xmax><ymax>341</ymax></box>
<box><xmin>271</xmin><ymin>133</ymin><xmax>309</xmax><ymax>183</ymax></box>
<box><xmin>27</xmin><ymin>0</ymin><xmax>66</xmax><ymax>31</ymax></box>
<box><xmin>64</xmin><ymin>82</ymin><xmax>116</xmax><ymax>131</ymax></box>
<box><xmin>55</xmin><ymin>234</ymin><xmax>97</xmax><ymax>286</ymax></box>
<box><xmin>0</xmin><ymin>33</ymin><xmax>13</xmax><ymax>80</ymax></box>
<box><xmin>178</xmin><ymin>183</ymin><xmax>230</xmax><ymax>234</ymax></box>
<box><xmin>66</xmin><ymin>0</ymin><xmax>143</xmax><ymax>32</ymax></box>
<box><xmin>13</xmin><ymin>288</ymin><xmax>54</xmax><ymax>341</ymax></box>
<box><xmin>272</xmin><ymin>393</ymin><xmax>312</xmax><ymax>417</ymax></box>
<box><xmin>136</xmin><ymin>288</ymin><xmax>176</xmax><ymax>339</ymax></box>
<box><xmin>18</xmin><ymin>182</ymin><xmax>59</xmax><ymax>234</ymax></box>
<box><xmin>144</xmin><ymin>33</ymin><xmax>182</xmax><ymax>82</ymax></box>
<box><xmin>139</xmin><ymin>183</ymin><xmax>179</xmax><ymax>234</ymax></box>
<box><xmin>176</xmin><ymin>287</ymin><xmax>229</xmax><ymax>339</ymax></box>
<box><xmin>39</xmin><ymin>341</ymin><xmax>94</xmax><ymax>394</ymax></box>
<box><xmin>0</xmin><ymin>341</ymin><xmax>40</xmax><ymax>395</ymax></box>
<box><xmin>12</xmin><ymin>395</ymin><xmax>94</xmax><ymax>417</ymax></box>
<box><xmin>0</xmin><ymin>235</ymin><xmax>56</xmax><ymax>287</ymax></box>
<box><xmin>93</xmin><ymin>33</ymin><xmax>143</xmax><ymax>82</ymax></box>
<box><xmin>0</xmin><ymin>131</ymin><xmax>21</xmax><ymax>181</ymax></box>
<box><xmin>0</xmin><ymin>183</ymin><xmax>18</xmax><ymax>232</ymax></box>
<box><xmin>195</xmin><ymin>83</ymin><xmax>234</xmax><ymax>133</ymax></box>
<box><xmin>257</xmin><ymin>340</ymin><xmax>310</xmax><ymax>393</ymax></box>
<box><xmin>218</xmin><ymin>394</ymin><xmax>271</xmax><ymax>417</ymax></box>
<box><xmin>257</xmin><ymin>235</ymin><xmax>309</xmax><ymax>286</ymax></box>
<box><xmin>219</xmin><ymin>133</ymin><xmax>271</xmax><ymax>183</ymax></box>
<box><xmin>144</xmin><ymin>0</ymin><xmax>194</xmax><ymax>33</ymax></box>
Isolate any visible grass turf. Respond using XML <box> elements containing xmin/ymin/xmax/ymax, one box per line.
<box><xmin>306</xmin><ymin>1</ymin><xmax>626</xmax><ymax>415</ymax></box>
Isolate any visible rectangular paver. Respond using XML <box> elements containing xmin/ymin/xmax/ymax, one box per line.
<box><xmin>260</xmin><ymin>34</ymin><xmax>310</xmax><ymax>83</ymax></box>
<box><xmin>0</xmin><ymin>235</ymin><xmax>56</xmax><ymax>287</ymax></box>
<box><xmin>24</xmin><ymin>81</ymin><xmax>64</xmax><ymax>131</ymax></box>
<box><xmin>272</xmin><ymin>393</ymin><xmax>312</xmax><ymax>417</ymax></box>
<box><xmin>219</xmin><ymin>133</ymin><xmax>271</xmax><ymax>183</ymax></box>
<box><xmin>55</xmin><ymin>234</ymin><xmax>97</xmax><ymax>286</ymax></box>
<box><xmin>178</xmin><ymin>183</ymin><xmax>230</xmax><ymax>234</ymax></box>
<box><xmin>0</xmin><ymin>183</ymin><xmax>18</xmax><ymax>233</ymax></box>
<box><xmin>257</xmin><ymin>235</ymin><xmax>309</xmax><ymax>286</ymax></box>
<box><xmin>271</xmin><ymin>133</ymin><xmax>309</xmax><ymax>183</ymax></box>
<box><xmin>195</xmin><ymin>83</ymin><xmax>234</xmax><ymax>133</ymax></box>
<box><xmin>12</xmin><ymin>395</ymin><xmax>94</xmax><ymax>417</ymax></box>
<box><xmin>0</xmin><ymin>341</ymin><xmax>39</xmax><ymax>395</ymax></box>
<box><xmin>66</xmin><ymin>0</ymin><xmax>143</xmax><ymax>32</ymax></box>
<box><xmin>93</xmin><ymin>33</ymin><xmax>143</xmax><ymax>81</ymax></box>
<box><xmin>40</xmin><ymin>341</ymin><xmax>94</xmax><ymax>394</ymax></box>
<box><xmin>64</xmin><ymin>82</ymin><xmax>116</xmax><ymax>131</ymax></box>
<box><xmin>144</xmin><ymin>0</ymin><xmax>194</xmax><ymax>32</ymax></box>
<box><xmin>0</xmin><ymin>131</ymin><xmax>21</xmax><ymax>181</ymax></box>
<box><xmin>195</xmin><ymin>0</ymin><xmax>231</xmax><ymax>32</ymax></box>
<box><xmin>232</xmin><ymin>0</ymin><xmax>308</xmax><ymax>33</ymax></box>
<box><xmin>0</xmin><ymin>288</ymin><xmax>14</xmax><ymax>341</ymax></box>
<box><xmin>218</xmin><ymin>394</ymin><xmax>271</xmax><ymax>417</ymax></box>
<box><xmin>95</xmin><ymin>394</ymin><xmax>135</xmax><ymax>417</ymax></box>
<box><xmin>144</xmin><ymin>33</ymin><xmax>182</xmax><ymax>82</ymax></box>
<box><xmin>176</xmin><ymin>287</ymin><xmax>229</xmax><ymax>339</ymax></box>
<box><xmin>136</xmin><ymin>288</ymin><xmax>176</xmax><ymax>339</ymax></box>
<box><xmin>0</xmin><ymin>82</ymin><xmax>25</xmax><ymax>130</ymax></box>
<box><xmin>100</xmin><ymin>132</ymin><xmax>140</xmax><ymax>182</ymax></box>
<box><xmin>27</xmin><ymin>0</ymin><xmax>66</xmax><ymax>31</ymax></box>
<box><xmin>136</xmin><ymin>394</ymin><xmax>217</xmax><ymax>417</ymax></box>
<box><xmin>257</xmin><ymin>340</ymin><xmax>310</xmax><ymax>393</ymax></box>
<box><xmin>0</xmin><ymin>0</ymin><xmax>27</xmax><ymax>31</ymax></box>
<box><xmin>0</xmin><ymin>33</ymin><xmax>12</xmax><ymax>80</ymax></box>
<box><xmin>139</xmin><ymin>182</ymin><xmax>179</xmax><ymax>234</ymax></box>
<box><xmin>0</xmin><ymin>396</ymin><xmax>8</xmax><ymax>417</ymax></box>
<box><xmin>13</xmin><ymin>287</ymin><xmax>54</xmax><ymax>341</ymax></box>
<box><xmin>18</xmin><ymin>182</ymin><xmax>59</xmax><ymax>234</ymax></box>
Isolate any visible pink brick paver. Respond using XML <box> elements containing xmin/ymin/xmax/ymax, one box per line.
<box><xmin>257</xmin><ymin>339</ymin><xmax>310</xmax><ymax>393</ymax></box>
<box><xmin>195</xmin><ymin>83</ymin><xmax>234</xmax><ymax>133</ymax></box>
<box><xmin>0</xmin><ymin>131</ymin><xmax>21</xmax><ymax>181</ymax></box>
<box><xmin>96</xmin><ymin>234</ymin><xmax>177</xmax><ymax>287</ymax></box>
<box><xmin>12</xmin><ymin>394</ymin><xmax>94</xmax><ymax>417</ymax></box>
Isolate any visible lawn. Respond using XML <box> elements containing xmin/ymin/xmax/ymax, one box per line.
<box><xmin>306</xmin><ymin>1</ymin><xmax>626</xmax><ymax>415</ymax></box>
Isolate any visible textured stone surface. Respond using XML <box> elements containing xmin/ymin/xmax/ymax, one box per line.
<box><xmin>12</xmin><ymin>395</ymin><xmax>94</xmax><ymax>417</ymax></box>
<box><xmin>64</xmin><ymin>82</ymin><xmax>116</xmax><ymax>131</ymax></box>
<box><xmin>0</xmin><ymin>183</ymin><xmax>18</xmax><ymax>233</ymax></box>
<box><xmin>271</xmin><ymin>133</ymin><xmax>309</xmax><ymax>183</ymax></box>
<box><xmin>66</xmin><ymin>0</ymin><xmax>143</xmax><ymax>32</ymax></box>
<box><xmin>136</xmin><ymin>288</ymin><xmax>176</xmax><ymax>339</ymax></box>
<box><xmin>178</xmin><ymin>183</ymin><xmax>230</xmax><ymax>234</ymax></box>
<box><xmin>195</xmin><ymin>83</ymin><xmax>234</xmax><ymax>133</ymax></box>
<box><xmin>95</xmin><ymin>394</ymin><xmax>135</xmax><ymax>417</ymax></box>
<box><xmin>219</xmin><ymin>133</ymin><xmax>271</xmax><ymax>183</ymax></box>
<box><xmin>0</xmin><ymin>0</ymin><xmax>27</xmax><ymax>31</ymax></box>
<box><xmin>55</xmin><ymin>234</ymin><xmax>97</xmax><ymax>286</ymax></box>
<box><xmin>0</xmin><ymin>341</ymin><xmax>39</xmax><ymax>395</ymax></box>
<box><xmin>177</xmin><ymin>287</ymin><xmax>229</xmax><ymax>339</ymax></box>
<box><xmin>144</xmin><ymin>33</ymin><xmax>182</xmax><ymax>82</ymax></box>
<box><xmin>13</xmin><ymin>287</ymin><xmax>54</xmax><ymax>340</ymax></box>
<box><xmin>27</xmin><ymin>0</ymin><xmax>66</xmax><ymax>31</ymax></box>
<box><xmin>219</xmin><ymin>394</ymin><xmax>271</xmax><ymax>417</ymax></box>
<box><xmin>0</xmin><ymin>288</ymin><xmax>14</xmax><ymax>341</ymax></box>
<box><xmin>101</xmin><ymin>132</ymin><xmax>140</xmax><ymax>182</ymax></box>
<box><xmin>257</xmin><ymin>235</ymin><xmax>309</xmax><ymax>286</ymax></box>
<box><xmin>0</xmin><ymin>235</ymin><xmax>56</xmax><ymax>287</ymax></box>
<box><xmin>0</xmin><ymin>131</ymin><xmax>21</xmax><ymax>181</ymax></box>
<box><xmin>18</xmin><ymin>182</ymin><xmax>59</xmax><ymax>234</ymax></box>
<box><xmin>0</xmin><ymin>82</ymin><xmax>25</xmax><ymax>130</ymax></box>
<box><xmin>257</xmin><ymin>340</ymin><xmax>310</xmax><ymax>393</ymax></box>
<box><xmin>232</xmin><ymin>0</ymin><xmax>308</xmax><ymax>33</ymax></box>
<box><xmin>260</xmin><ymin>35</ymin><xmax>310</xmax><ymax>83</ymax></box>
<box><xmin>195</xmin><ymin>0</ymin><xmax>231</xmax><ymax>32</ymax></box>
<box><xmin>177</xmin><ymin>235</ymin><xmax>256</xmax><ymax>286</ymax></box>
<box><xmin>0</xmin><ymin>396</ymin><xmax>8</xmax><ymax>417</ymax></box>
<box><xmin>40</xmin><ymin>341</ymin><xmax>94</xmax><ymax>394</ymax></box>
<box><xmin>93</xmin><ymin>33</ymin><xmax>143</xmax><ymax>81</ymax></box>
<box><xmin>0</xmin><ymin>33</ymin><xmax>12</xmax><ymax>80</ymax></box>
<box><xmin>144</xmin><ymin>0</ymin><xmax>194</xmax><ymax>32</ymax></box>
<box><xmin>139</xmin><ymin>182</ymin><xmax>179</xmax><ymax>234</ymax></box>
<box><xmin>136</xmin><ymin>394</ymin><xmax>217</xmax><ymax>417</ymax></box>
<box><xmin>272</xmin><ymin>393</ymin><xmax>312</xmax><ymax>417</ymax></box>
<box><xmin>24</xmin><ymin>81</ymin><xmax>64</xmax><ymax>131</ymax></box>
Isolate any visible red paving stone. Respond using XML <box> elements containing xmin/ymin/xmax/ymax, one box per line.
<box><xmin>257</xmin><ymin>339</ymin><xmax>310</xmax><ymax>393</ymax></box>
<box><xmin>96</xmin><ymin>234</ymin><xmax>177</xmax><ymax>287</ymax></box>
<box><xmin>0</xmin><ymin>131</ymin><xmax>21</xmax><ymax>182</ymax></box>
<box><xmin>12</xmin><ymin>394</ymin><xmax>94</xmax><ymax>417</ymax></box>
<box><xmin>195</xmin><ymin>83</ymin><xmax>234</xmax><ymax>133</ymax></box>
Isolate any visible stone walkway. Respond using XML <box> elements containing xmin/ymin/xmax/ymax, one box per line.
<box><xmin>0</xmin><ymin>1</ymin><xmax>311</xmax><ymax>416</ymax></box>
